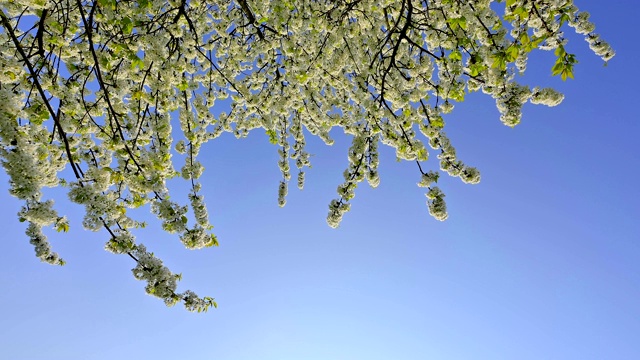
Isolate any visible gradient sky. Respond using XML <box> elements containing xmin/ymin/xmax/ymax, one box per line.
<box><xmin>1</xmin><ymin>2</ymin><xmax>639</xmax><ymax>359</ymax></box>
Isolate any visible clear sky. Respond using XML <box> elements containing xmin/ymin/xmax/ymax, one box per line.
<box><xmin>1</xmin><ymin>2</ymin><xmax>639</xmax><ymax>359</ymax></box>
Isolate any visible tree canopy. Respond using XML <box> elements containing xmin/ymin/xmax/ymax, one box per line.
<box><xmin>0</xmin><ymin>0</ymin><xmax>613</xmax><ymax>311</ymax></box>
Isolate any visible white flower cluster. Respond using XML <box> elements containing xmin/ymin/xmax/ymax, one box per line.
<box><xmin>570</xmin><ymin>12</ymin><xmax>596</xmax><ymax>35</ymax></box>
<box><xmin>131</xmin><ymin>244</ymin><xmax>180</xmax><ymax>303</ymax></box>
<box><xmin>181</xmin><ymin>158</ymin><xmax>204</xmax><ymax>180</ymax></box>
<box><xmin>326</xmin><ymin>133</ymin><xmax>377</xmax><ymax>227</ymax></box>
<box><xmin>130</xmin><ymin>244</ymin><xmax>216</xmax><ymax>311</ymax></box>
<box><xmin>327</xmin><ymin>199</ymin><xmax>351</xmax><ymax>229</ymax></box>
<box><xmin>426</xmin><ymin>187</ymin><xmax>448</xmax><ymax>222</ymax></box>
<box><xmin>180</xmin><ymin>226</ymin><xmax>218</xmax><ymax>250</ymax></box>
<box><xmin>182</xmin><ymin>291</ymin><xmax>217</xmax><ymax>313</ymax></box>
<box><xmin>105</xmin><ymin>230</ymin><xmax>136</xmax><ymax>255</ymax></box>
<box><xmin>26</xmin><ymin>222</ymin><xmax>64</xmax><ymax>265</ymax></box>
<box><xmin>67</xmin><ymin>184</ymin><xmax>127</xmax><ymax>231</ymax></box>
<box><xmin>569</xmin><ymin>12</ymin><xmax>614</xmax><ymax>61</ymax></box>
<box><xmin>585</xmin><ymin>34</ymin><xmax>615</xmax><ymax>62</ymax></box>
<box><xmin>189</xmin><ymin>193</ymin><xmax>210</xmax><ymax>228</ymax></box>
<box><xmin>0</xmin><ymin>87</ymin><xmax>66</xmax><ymax>263</ymax></box>
<box><xmin>495</xmin><ymin>83</ymin><xmax>533</xmax><ymax>127</ymax></box>
<box><xmin>417</xmin><ymin>171</ymin><xmax>440</xmax><ymax>188</ymax></box>
<box><xmin>151</xmin><ymin>199</ymin><xmax>188</xmax><ymax>234</ymax></box>
<box><xmin>531</xmin><ymin>87</ymin><xmax>564</xmax><ymax>107</ymax></box>
<box><xmin>365</xmin><ymin>137</ymin><xmax>380</xmax><ymax>188</ymax></box>
<box><xmin>18</xmin><ymin>200</ymin><xmax>57</xmax><ymax>226</ymax></box>
<box><xmin>460</xmin><ymin>167</ymin><xmax>481</xmax><ymax>185</ymax></box>
<box><xmin>278</xmin><ymin>180</ymin><xmax>288</xmax><ymax>207</ymax></box>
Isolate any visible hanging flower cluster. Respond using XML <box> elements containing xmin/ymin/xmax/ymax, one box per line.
<box><xmin>0</xmin><ymin>0</ymin><xmax>612</xmax><ymax>310</ymax></box>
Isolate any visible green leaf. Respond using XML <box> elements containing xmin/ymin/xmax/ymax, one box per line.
<box><xmin>57</xmin><ymin>222</ymin><xmax>70</xmax><ymax>233</ymax></box>
<box><xmin>491</xmin><ymin>52</ymin><xmax>507</xmax><ymax>70</ymax></box>
<box><xmin>552</xmin><ymin>49</ymin><xmax>578</xmax><ymax>80</ymax></box>
<box><xmin>447</xmin><ymin>17</ymin><xmax>467</xmax><ymax>30</ymax></box>
<box><xmin>416</xmin><ymin>148</ymin><xmax>428</xmax><ymax>162</ymax></box>
<box><xmin>132</xmin><ymin>90</ymin><xmax>144</xmax><ymax>100</ymax></box>
<box><xmin>121</xmin><ymin>17</ymin><xmax>133</xmax><ymax>35</ymax></box>
<box><xmin>130</xmin><ymin>55</ymin><xmax>144</xmax><ymax>70</ymax></box>
<box><xmin>132</xmin><ymin>194</ymin><xmax>145</xmax><ymax>208</ymax></box>
<box><xmin>505</xmin><ymin>45</ymin><xmax>519</xmax><ymax>62</ymax></box>
<box><xmin>450</xmin><ymin>49</ymin><xmax>462</xmax><ymax>62</ymax></box>
<box><xmin>551</xmin><ymin>61</ymin><xmax>564</xmax><ymax>76</ymax></box>
<box><xmin>207</xmin><ymin>234</ymin><xmax>219</xmax><ymax>247</ymax></box>
<box><xmin>524</xmin><ymin>36</ymin><xmax>544</xmax><ymax>52</ymax></box>
<box><xmin>448</xmin><ymin>87</ymin><xmax>465</xmax><ymax>102</ymax></box>
<box><xmin>97</xmin><ymin>0</ymin><xmax>116</xmax><ymax>10</ymax></box>
<box><xmin>177</xmin><ymin>80</ymin><xmax>189</xmax><ymax>92</ymax></box>
<box><xmin>430</xmin><ymin>116</ymin><xmax>445</xmax><ymax>129</ymax></box>
<box><xmin>266</xmin><ymin>130</ymin><xmax>278</xmax><ymax>144</ymax></box>
<box><xmin>469</xmin><ymin>63</ymin><xmax>486</xmax><ymax>77</ymax></box>
<box><xmin>513</xmin><ymin>6</ymin><xmax>528</xmax><ymax>21</ymax></box>
<box><xmin>458</xmin><ymin>16</ymin><xmax>467</xmax><ymax>30</ymax></box>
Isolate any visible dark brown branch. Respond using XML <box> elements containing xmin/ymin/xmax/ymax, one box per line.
<box><xmin>236</xmin><ymin>0</ymin><xmax>265</xmax><ymax>40</ymax></box>
<box><xmin>0</xmin><ymin>10</ymin><xmax>82</xmax><ymax>180</ymax></box>
<box><xmin>36</xmin><ymin>9</ymin><xmax>48</xmax><ymax>57</ymax></box>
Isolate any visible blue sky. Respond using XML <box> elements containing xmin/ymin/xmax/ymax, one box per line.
<box><xmin>1</xmin><ymin>2</ymin><xmax>639</xmax><ymax>359</ymax></box>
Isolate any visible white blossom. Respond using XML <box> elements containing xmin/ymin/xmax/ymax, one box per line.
<box><xmin>426</xmin><ymin>187</ymin><xmax>448</xmax><ymax>222</ymax></box>
<box><xmin>531</xmin><ymin>87</ymin><xmax>564</xmax><ymax>107</ymax></box>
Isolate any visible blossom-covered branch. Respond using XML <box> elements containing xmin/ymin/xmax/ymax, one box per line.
<box><xmin>0</xmin><ymin>0</ymin><xmax>613</xmax><ymax>310</ymax></box>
